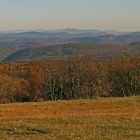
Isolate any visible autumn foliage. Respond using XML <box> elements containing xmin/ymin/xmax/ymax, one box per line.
<box><xmin>0</xmin><ymin>56</ymin><xmax>139</xmax><ymax>103</ymax></box>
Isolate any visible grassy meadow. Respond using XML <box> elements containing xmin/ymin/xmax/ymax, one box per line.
<box><xmin>0</xmin><ymin>96</ymin><xmax>139</xmax><ymax>140</ymax></box>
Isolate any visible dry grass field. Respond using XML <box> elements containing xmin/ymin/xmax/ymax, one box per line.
<box><xmin>0</xmin><ymin>96</ymin><xmax>140</xmax><ymax>140</ymax></box>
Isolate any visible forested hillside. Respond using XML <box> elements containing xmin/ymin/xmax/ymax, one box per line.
<box><xmin>0</xmin><ymin>30</ymin><xmax>140</xmax><ymax>62</ymax></box>
<box><xmin>0</xmin><ymin>55</ymin><xmax>139</xmax><ymax>103</ymax></box>
<box><xmin>3</xmin><ymin>43</ymin><xmax>140</xmax><ymax>62</ymax></box>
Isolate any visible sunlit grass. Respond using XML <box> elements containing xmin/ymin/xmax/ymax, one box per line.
<box><xmin>0</xmin><ymin>96</ymin><xmax>140</xmax><ymax>140</ymax></box>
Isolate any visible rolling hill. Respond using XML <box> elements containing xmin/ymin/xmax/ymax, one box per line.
<box><xmin>0</xmin><ymin>29</ymin><xmax>140</xmax><ymax>61</ymax></box>
<box><xmin>3</xmin><ymin>43</ymin><xmax>140</xmax><ymax>61</ymax></box>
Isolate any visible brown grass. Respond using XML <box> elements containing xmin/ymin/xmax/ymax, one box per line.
<box><xmin>0</xmin><ymin>96</ymin><xmax>140</xmax><ymax>140</ymax></box>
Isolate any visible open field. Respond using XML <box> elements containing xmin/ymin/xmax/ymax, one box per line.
<box><xmin>0</xmin><ymin>96</ymin><xmax>140</xmax><ymax>140</ymax></box>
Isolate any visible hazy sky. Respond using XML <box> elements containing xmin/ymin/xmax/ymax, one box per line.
<box><xmin>0</xmin><ymin>0</ymin><xmax>140</xmax><ymax>31</ymax></box>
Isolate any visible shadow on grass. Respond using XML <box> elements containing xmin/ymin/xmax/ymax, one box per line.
<box><xmin>0</xmin><ymin>127</ymin><xmax>52</xmax><ymax>136</ymax></box>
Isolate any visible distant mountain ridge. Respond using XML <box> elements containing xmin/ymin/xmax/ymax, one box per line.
<box><xmin>0</xmin><ymin>29</ymin><xmax>140</xmax><ymax>61</ymax></box>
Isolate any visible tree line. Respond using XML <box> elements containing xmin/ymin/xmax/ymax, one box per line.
<box><xmin>0</xmin><ymin>56</ymin><xmax>139</xmax><ymax>103</ymax></box>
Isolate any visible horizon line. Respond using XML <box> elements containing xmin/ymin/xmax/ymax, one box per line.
<box><xmin>0</xmin><ymin>28</ymin><xmax>140</xmax><ymax>33</ymax></box>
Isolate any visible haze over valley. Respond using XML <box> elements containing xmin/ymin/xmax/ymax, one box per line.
<box><xmin>0</xmin><ymin>29</ymin><xmax>140</xmax><ymax>62</ymax></box>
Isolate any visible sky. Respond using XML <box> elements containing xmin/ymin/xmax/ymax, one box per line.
<box><xmin>0</xmin><ymin>0</ymin><xmax>140</xmax><ymax>31</ymax></box>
